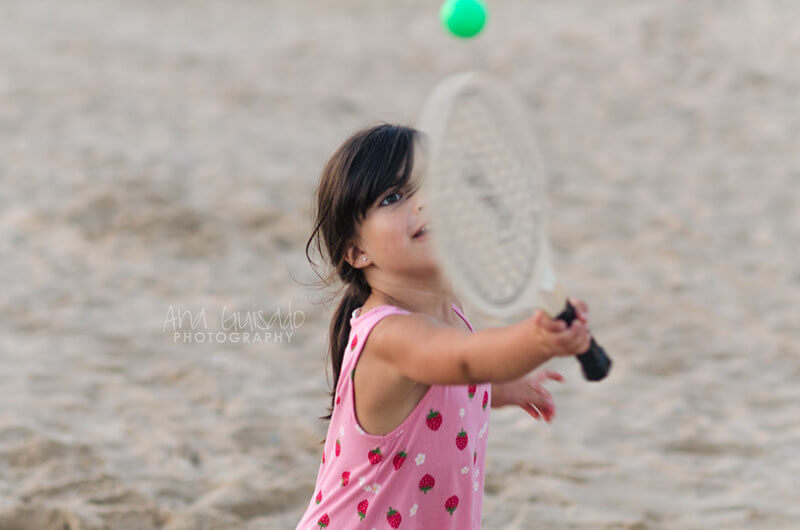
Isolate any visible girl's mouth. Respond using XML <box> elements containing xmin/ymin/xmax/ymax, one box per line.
<box><xmin>412</xmin><ymin>225</ymin><xmax>429</xmax><ymax>239</ymax></box>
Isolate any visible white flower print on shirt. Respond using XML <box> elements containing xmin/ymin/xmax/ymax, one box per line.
<box><xmin>459</xmin><ymin>407</ymin><xmax>465</xmax><ymax>418</ymax></box>
<box><xmin>461</xmin><ymin>466</ymin><xmax>469</xmax><ymax>474</ymax></box>
<box><xmin>340</xmin><ymin>425</ymin><xmax>344</xmax><ymax>437</ymax></box>
<box><xmin>479</xmin><ymin>421</ymin><xmax>487</xmax><ymax>439</ymax></box>
<box><xmin>410</xmin><ymin>504</ymin><xmax>418</xmax><ymax>517</ymax></box>
<box><xmin>415</xmin><ymin>453</ymin><xmax>426</xmax><ymax>466</ymax></box>
<box><xmin>474</xmin><ymin>480</ymin><xmax>479</xmax><ymax>492</ymax></box>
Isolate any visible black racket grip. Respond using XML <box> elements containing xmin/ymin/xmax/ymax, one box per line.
<box><xmin>554</xmin><ymin>301</ymin><xmax>612</xmax><ymax>381</ymax></box>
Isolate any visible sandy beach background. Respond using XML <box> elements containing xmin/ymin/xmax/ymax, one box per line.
<box><xmin>1</xmin><ymin>1</ymin><xmax>798</xmax><ymax>528</ymax></box>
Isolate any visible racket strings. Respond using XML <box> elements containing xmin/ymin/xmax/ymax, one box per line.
<box><xmin>429</xmin><ymin>89</ymin><xmax>544</xmax><ymax>307</ymax></box>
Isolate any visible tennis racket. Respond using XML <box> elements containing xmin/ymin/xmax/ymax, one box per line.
<box><xmin>416</xmin><ymin>71</ymin><xmax>611</xmax><ymax>381</ymax></box>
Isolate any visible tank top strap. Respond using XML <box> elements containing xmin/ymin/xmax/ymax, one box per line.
<box><xmin>450</xmin><ymin>303</ymin><xmax>474</xmax><ymax>332</ymax></box>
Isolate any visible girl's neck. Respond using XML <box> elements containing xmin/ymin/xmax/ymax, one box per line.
<box><xmin>362</xmin><ymin>286</ymin><xmax>458</xmax><ymax>326</ymax></box>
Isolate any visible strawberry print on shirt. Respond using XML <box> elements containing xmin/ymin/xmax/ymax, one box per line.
<box><xmin>296</xmin><ymin>304</ymin><xmax>491</xmax><ymax>529</ymax></box>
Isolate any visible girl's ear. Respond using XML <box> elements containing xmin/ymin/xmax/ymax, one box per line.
<box><xmin>345</xmin><ymin>242</ymin><xmax>368</xmax><ymax>269</ymax></box>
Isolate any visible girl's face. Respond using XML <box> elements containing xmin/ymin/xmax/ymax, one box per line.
<box><xmin>359</xmin><ymin>185</ymin><xmax>434</xmax><ymax>273</ymax></box>
<box><xmin>349</xmin><ymin>150</ymin><xmax>438</xmax><ymax>276</ymax></box>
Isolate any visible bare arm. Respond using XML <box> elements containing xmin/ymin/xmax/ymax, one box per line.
<box><xmin>368</xmin><ymin>313</ymin><xmax>554</xmax><ymax>386</ymax></box>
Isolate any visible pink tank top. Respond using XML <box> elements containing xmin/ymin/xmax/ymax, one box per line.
<box><xmin>296</xmin><ymin>304</ymin><xmax>491</xmax><ymax>529</ymax></box>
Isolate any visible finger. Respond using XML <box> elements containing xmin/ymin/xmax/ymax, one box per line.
<box><xmin>539</xmin><ymin>390</ymin><xmax>555</xmax><ymax>412</ymax></box>
<box><xmin>522</xmin><ymin>402</ymin><xmax>541</xmax><ymax>419</ymax></box>
<box><xmin>562</xmin><ymin>320</ymin><xmax>585</xmax><ymax>344</ymax></box>
<box><xmin>540</xmin><ymin>317</ymin><xmax>566</xmax><ymax>333</ymax></box>
<box><xmin>533</xmin><ymin>310</ymin><xmax>563</xmax><ymax>331</ymax></box>
<box><xmin>569</xmin><ymin>298</ymin><xmax>589</xmax><ymax>315</ymax></box>
<box><xmin>534</xmin><ymin>402</ymin><xmax>552</xmax><ymax>423</ymax></box>
<box><xmin>526</xmin><ymin>387</ymin><xmax>554</xmax><ymax>413</ymax></box>
<box><xmin>536</xmin><ymin>402</ymin><xmax>553</xmax><ymax>420</ymax></box>
<box><xmin>533</xmin><ymin>392</ymin><xmax>556</xmax><ymax>419</ymax></box>
<box><xmin>566</xmin><ymin>324</ymin><xmax>590</xmax><ymax>355</ymax></box>
<box><xmin>536</xmin><ymin>370</ymin><xmax>564</xmax><ymax>383</ymax></box>
<box><xmin>537</xmin><ymin>310</ymin><xmax>566</xmax><ymax>330</ymax></box>
<box><xmin>572</xmin><ymin>328</ymin><xmax>591</xmax><ymax>354</ymax></box>
<box><xmin>554</xmin><ymin>322</ymin><xmax>586</xmax><ymax>354</ymax></box>
<box><xmin>568</xmin><ymin>299</ymin><xmax>589</xmax><ymax>325</ymax></box>
<box><xmin>571</xmin><ymin>318</ymin><xmax>586</xmax><ymax>333</ymax></box>
<box><xmin>522</xmin><ymin>402</ymin><xmax>541</xmax><ymax>420</ymax></box>
<box><xmin>534</xmin><ymin>405</ymin><xmax>552</xmax><ymax>423</ymax></box>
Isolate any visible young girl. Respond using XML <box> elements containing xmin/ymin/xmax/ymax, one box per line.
<box><xmin>297</xmin><ymin>124</ymin><xmax>592</xmax><ymax>529</ymax></box>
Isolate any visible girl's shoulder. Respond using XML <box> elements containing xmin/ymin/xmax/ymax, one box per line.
<box><xmin>352</xmin><ymin>302</ymin><xmax>474</xmax><ymax>387</ymax></box>
<box><xmin>347</xmin><ymin>305</ymin><xmax>419</xmax><ymax>356</ymax></box>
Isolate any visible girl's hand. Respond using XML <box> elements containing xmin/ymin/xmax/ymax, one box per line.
<box><xmin>531</xmin><ymin>297</ymin><xmax>591</xmax><ymax>358</ymax></box>
<box><xmin>502</xmin><ymin>370</ymin><xmax>564</xmax><ymax>423</ymax></box>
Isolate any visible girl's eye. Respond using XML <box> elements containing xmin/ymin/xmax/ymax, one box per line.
<box><xmin>379</xmin><ymin>191</ymin><xmax>403</xmax><ymax>206</ymax></box>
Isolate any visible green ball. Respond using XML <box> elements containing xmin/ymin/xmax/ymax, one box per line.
<box><xmin>440</xmin><ymin>0</ymin><xmax>488</xmax><ymax>39</ymax></box>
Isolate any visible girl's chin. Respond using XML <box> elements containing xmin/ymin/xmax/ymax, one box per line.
<box><xmin>417</xmin><ymin>257</ymin><xmax>443</xmax><ymax>275</ymax></box>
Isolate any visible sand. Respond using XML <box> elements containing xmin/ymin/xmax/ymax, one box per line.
<box><xmin>1</xmin><ymin>0</ymin><xmax>798</xmax><ymax>528</ymax></box>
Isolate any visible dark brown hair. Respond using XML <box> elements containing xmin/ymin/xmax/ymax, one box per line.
<box><xmin>305</xmin><ymin>123</ymin><xmax>420</xmax><ymax>429</ymax></box>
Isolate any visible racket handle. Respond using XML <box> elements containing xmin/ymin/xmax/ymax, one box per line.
<box><xmin>554</xmin><ymin>301</ymin><xmax>612</xmax><ymax>381</ymax></box>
